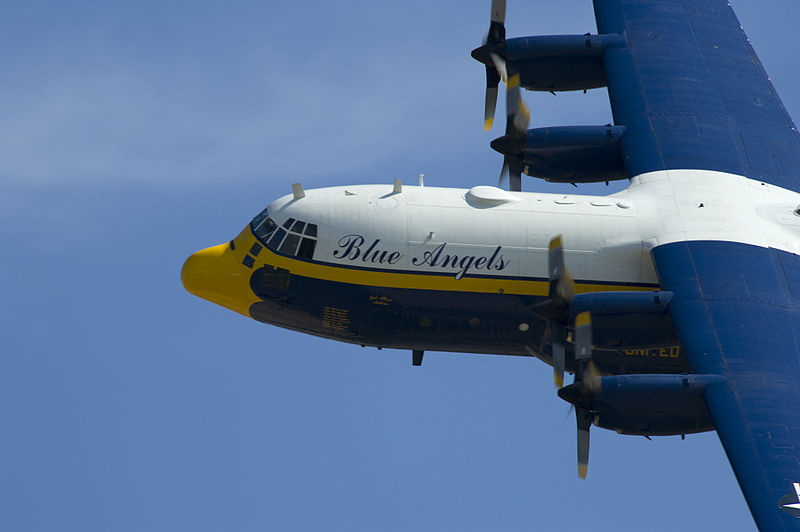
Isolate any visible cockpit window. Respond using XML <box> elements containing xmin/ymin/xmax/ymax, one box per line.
<box><xmin>254</xmin><ymin>217</ymin><xmax>277</xmax><ymax>241</ymax></box>
<box><xmin>297</xmin><ymin>237</ymin><xmax>316</xmax><ymax>259</ymax></box>
<box><xmin>279</xmin><ymin>232</ymin><xmax>301</xmax><ymax>255</ymax></box>
<box><xmin>250</xmin><ymin>212</ymin><xmax>318</xmax><ymax>260</ymax></box>
<box><xmin>251</xmin><ymin>208</ymin><xmax>269</xmax><ymax>230</ymax></box>
<box><xmin>268</xmin><ymin>228</ymin><xmax>286</xmax><ymax>249</ymax></box>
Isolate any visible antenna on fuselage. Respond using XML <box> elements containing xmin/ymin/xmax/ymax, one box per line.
<box><xmin>292</xmin><ymin>182</ymin><xmax>305</xmax><ymax>200</ymax></box>
<box><xmin>418</xmin><ymin>173</ymin><xmax>425</xmax><ymax>187</ymax></box>
<box><xmin>393</xmin><ymin>179</ymin><xmax>402</xmax><ymax>194</ymax></box>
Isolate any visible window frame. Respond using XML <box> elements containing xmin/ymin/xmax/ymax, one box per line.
<box><xmin>250</xmin><ymin>213</ymin><xmax>318</xmax><ymax>260</ymax></box>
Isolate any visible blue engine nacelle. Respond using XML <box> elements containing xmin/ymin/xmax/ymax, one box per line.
<box><xmin>505</xmin><ymin>34</ymin><xmax>627</xmax><ymax>92</ymax></box>
<box><xmin>559</xmin><ymin>374</ymin><xmax>725</xmax><ymax>436</ymax></box>
<box><xmin>523</xmin><ymin>125</ymin><xmax>627</xmax><ymax>183</ymax></box>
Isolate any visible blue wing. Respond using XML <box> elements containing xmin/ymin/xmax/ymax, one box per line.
<box><xmin>594</xmin><ymin>0</ymin><xmax>800</xmax><ymax>188</ymax></box>
<box><xmin>593</xmin><ymin>0</ymin><xmax>800</xmax><ymax>529</ymax></box>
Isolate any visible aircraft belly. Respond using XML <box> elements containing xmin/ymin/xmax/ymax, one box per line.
<box><xmin>247</xmin><ymin>269</ymin><xmax>689</xmax><ymax>374</ymax></box>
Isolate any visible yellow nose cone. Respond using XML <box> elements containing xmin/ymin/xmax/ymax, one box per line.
<box><xmin>181</xmin><ymin>243</ymin><xmax>257</xmax><ymax>317</ymax></box>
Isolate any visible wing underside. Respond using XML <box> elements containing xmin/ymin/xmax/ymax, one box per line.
<box><xmin>653</xmin><ymin>241</ymin><xmax>800</xmax><ymax>530</ymax></box>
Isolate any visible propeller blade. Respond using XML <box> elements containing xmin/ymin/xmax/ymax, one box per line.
<box><xmin>508</xmin><ymin>155</ymin><xmax>523</xmax><ymax>191</ymax></box>
<box><xmin>577</xmin><ymin>407</ymin><xmax>593</xmax><ymax>479</ymax></box>
<box><xmin>552</xmin><ymin>322</ymin><xmax>566</xmax><ymax>388</ymax></box>
<box><xmin>506</xmin><ymin>73</ymin><xmax>520</xmax><ymax>127</ymax></box>
<box><xmin>498</xmin><ymin>158</ymin><xmax>509</xmax><ymax>188</ymax></box>
<box><xmin>484</xmin><ymin>67</ymin><xmax>500</xmax><ymax>130</ymax></box>
<box><xmin>513</xmin><ymin>95</ymin><xmax>530</xmax><ymax>135</ymax></box>
<box><xmin>548</xmin><ymin>236</ymin><xmax>574</xmax><ymax>306</ymax></box>
<box><xmin>489</xmin><ymin>70</ymin><xmax>528</xmax><ymax>190</ymax></box>
<box><xmin>490</xmin><ymin>135</ymin><xmax>524</xmax><ymax>192</ymax></box>
<box><xmin>574</xmin><ymin>312</ymin><xmax>593</xmax><ymax>385</ymax></box>
<box><xmin>490</xmin><ymin>53</ymin><xmax>507</xmax><ymax>84</ymax></box>
<box><xmin>585</xmin><ymin>359</ymin><xmax>601</xmax><ymax>394</ymax></box>
<box><xmin>475</xmin><ymin>0</ymin><xmax>506</xmax><ymax>130</ymax></box>
<box><xmin>490</xmin><ymin>0</ymin><xmax>506</xmax><ymax>24</ymax></box>
<box><xmin>505</xmin><ymin>73</ymin><xmax>530</xmax><ymax>137</ymax></box>
<box><xmin>574</xmin><ymin>311</ymin><xmax>593</xmax><ymax>363</ymax></box>
<box><xmin>488</xmin><ymin>0</ymin><xmax>507</xmax><ymax>41</ymax></box>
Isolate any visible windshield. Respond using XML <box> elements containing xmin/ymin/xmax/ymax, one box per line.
<box><xmin>250</xmin><ymin>212</ymin><xmax>317</xmax><ymax>260</ymax></box>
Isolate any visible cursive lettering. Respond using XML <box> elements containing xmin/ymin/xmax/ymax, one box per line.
<box><xmin>333</xmin><ymin>234</ymin><xmax>403</xmax><ymax>264</ymax></box>
<box><xmin>411</xmin><ymin>243</ymin><xmax>508</xmax><ymax>280</ymax></box>
<box><xmin>333</xmin><ymin>234</ymin><xmax>508</xmax><ymax>279</ymax></box>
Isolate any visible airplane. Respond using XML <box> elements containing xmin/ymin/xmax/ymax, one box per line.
<box><xmin>182</xmin><ymin>0</ymin><xmax>800</xmax><ymax>529</ymax></box>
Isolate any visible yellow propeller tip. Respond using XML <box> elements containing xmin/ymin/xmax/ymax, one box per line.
<box><xmin>555</xmin><ymin>373</ymin><xmax>564</xmax><ymax>388</ymax></box>
<box><xmin>508</xmin><ymin>73</ymin><xmax>521</xmax><ymax>88</ymax></box>
<box><xmin>484</xmin><ymin>118</ymin><xmax>493</xmax><ymax>131</ymax></box>
<box><xmin>549</xmin><ymin>235</ymin><xmax>563</xmax><ymax>251</ymax></box>
<box><xmin>575</xmin><ymin>311</ymin><xmax>591</xmax><ymax>328</ymax></box>
<box><xmin>578</xmin><ymin>464</ymin><xmax>588</xmax><ymax>479</ymax></box>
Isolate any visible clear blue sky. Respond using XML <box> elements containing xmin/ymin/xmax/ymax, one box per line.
<box><xmin>2</xmin><ymin>1</ymin><xmax>798</xmax><ymax>530</ymax></box>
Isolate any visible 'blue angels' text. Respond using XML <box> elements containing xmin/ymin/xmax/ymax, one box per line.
<box><xmin>333</xmin><ymin>234</ymin><xmax>508</xmax><ymax>280</ymax></box>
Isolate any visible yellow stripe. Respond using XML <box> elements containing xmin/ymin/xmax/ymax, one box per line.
<box><xmin>250</xmin><ymin>234</ymin><xmax>655</xmax><ymax>297</ymax></box>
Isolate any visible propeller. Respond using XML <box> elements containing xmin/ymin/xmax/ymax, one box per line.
<box><xmin>533</xmin><ymin>236</ymin><xmax>574</xmax><ymax>387</ymax></box>
<box><xmin>572</xmin><ymin>311</ymin><xmax>598</xmax><ymax>479</ymax></box>
<box><xmin>490</xmin><ymin>72</ymin><xmax>530</xmax><ymax>191</ymax></box>
<box><xmin>564</xmin><ymin>312</ymin><xmax>601</xmax><ymax>478</ymax></box>
<box><xmin>532</xmin><ymin>237</ymin><xmax>600</xmax><ymax>477</ymax></box>
<box><xmin>472</xmin><ymin>0</ymin><xmax>530</xmax><ymax>191</ymax></box>
<box><xmin>472</xmin><ymin>0</ymin><xmax>508</xmax><ymax>131</ymax></box>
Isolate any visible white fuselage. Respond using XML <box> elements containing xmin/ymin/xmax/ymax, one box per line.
<box><xmin>267</xmin><ymin>169</ymin><xmax>800</xmax><ymax>288</ymax></box>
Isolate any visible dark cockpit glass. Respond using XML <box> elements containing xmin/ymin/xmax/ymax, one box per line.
<box><xmin>251</xmin><ymin>208</ymin><xmax>269</xmax><ymax>230</ymax></box>
<box><xmin>254</xmin><ymin>217</ymin><xmax>277</xmax><ymax>241</ymax></box>
<box><xmin>250</xmin><ymin>209</ymin><xmax>318</xmax><ymax>260</ymax></box>
<box><xmin>267</xmin><ymin>228</ymin><xmax>285</xmax><ymax>249</ymax></box>
<box><xmin>279</xmin><ymin>233</ymin><xmax>301</xmax><ymax>255</ymax></box>
<box><xmin>297</xmin><ymin>237</ymin><xmax>316</xmax><ymax>259</ymax></box>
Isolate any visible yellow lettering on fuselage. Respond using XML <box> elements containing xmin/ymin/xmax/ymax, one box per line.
<box><xmin>623</xmin><ymin>346</ymin><xmax>680</xmax><ymax>358</ymax></box>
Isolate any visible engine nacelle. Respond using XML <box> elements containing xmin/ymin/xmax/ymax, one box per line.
<box><xmin>559</xmin><ymin>374</ymin><xmax>725</xmax><ymax>436</ymax></box>
<box><xmin>522</xmin><ymin>125</ymin><xmax>627</xmax><ymax>183</ymax></box>
<box><xmin>506</xmin><ymin>34</ymin><xmax>626</xmax><ymax>92</ymax></box>
<box><xmin>571</xmin><ymin>291</ymin><xmax>676</xmax><ymax>348</ymax></box>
